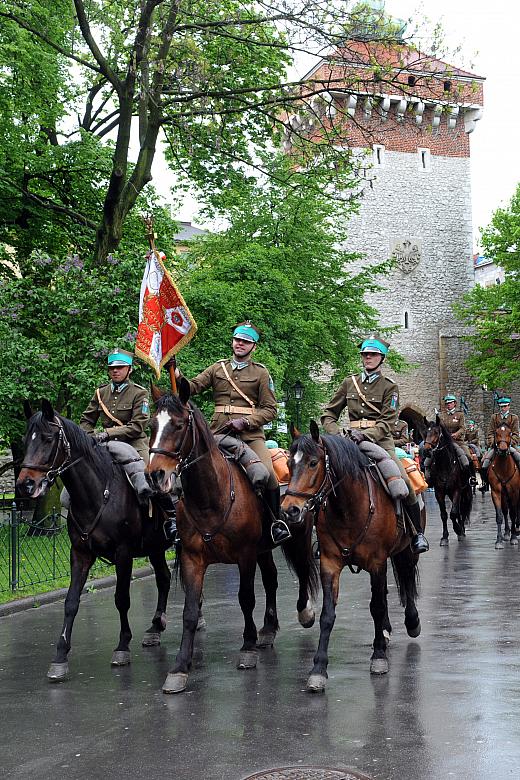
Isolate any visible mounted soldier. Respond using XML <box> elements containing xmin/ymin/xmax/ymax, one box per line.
<box><xmin>465</xmin><ymin>420</ymin><xmax>482</xmax><ymax>457</ymax></box>
<box><xmin>321</xmin><ymin>334</ymin><xmax>429</xmax><ymax>554</ymax></box>
<box><xmin>79</xmin><ymin>348</ymin><xmax>177</xmax><ymax>541</ymax></box>
<box><xmin>481</xmin><ymin>396</ymin><xmax>520</xmax><ymax>487</ymax></box>
<box><xmin>423</xmin><ymin>394</ymin><xmax>473</xmax><ymax>480</ymax></box>
<box><xmin>175</xmin><ymin>321</ymin><xmax>291</xmax><ymax>545</ymax></box>
<box><xmin>392</xmin><ymin>417</ymin><xmax>410</xmax><ymax>449</ymax></box>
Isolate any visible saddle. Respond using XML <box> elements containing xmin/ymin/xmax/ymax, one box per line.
<box><xmin>357</xmin><ymin>440</ymin><xmax>409</xmax><ymax>500</ymax></box>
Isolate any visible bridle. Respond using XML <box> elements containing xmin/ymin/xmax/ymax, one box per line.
<box><xmin>285</xmin><ymin>440</ymin><xmax>336</xmax><ymax>522</ymax></box>
<box><xmin>149</xmin><ymin>406</ymin><xmax>204</xmax><ymax>477</ymax></box>
<box><xmin>424</xmin><ymin>426</ymin><xmax>447</xmax><ymax>456</ymax></box>
<box><xmin>21</xmin><ymin>416</ymin><xmax>82</xmax><ymax>486</ymax></box>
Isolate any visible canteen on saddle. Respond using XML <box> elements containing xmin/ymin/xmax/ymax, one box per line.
<box><xmin>395</xmin><ymin>446</ymin><xmax>428</xmax><ymax>494</ymax></box>
<box><xmin>269</xmin><ymin>447</ymin><xmax>290</xmax><ymax>484</ymax></box>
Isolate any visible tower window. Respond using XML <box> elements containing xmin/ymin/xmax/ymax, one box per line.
<box><xmin>418</xmin><ymin>147</ymin><xmax>431</xmax><ymax>171</ymax></box>
<box><xmin>373</xmin><ymin>144</ymin><xmax>385</xmax><ymax>166</ymax></box>
<box><xmin>407</xmin><ymin>75</ymin><xmax>416</xmax><ymax>87</ymax></box>
<box><xmin>404</xmin><ymin>311</ymin><xmax>409</xmax><ymax>329</ymax></box>
<box><xmin>443</xmin><ymin>80</ymin><xmax>452</xmax><ymax>92</ymax></box>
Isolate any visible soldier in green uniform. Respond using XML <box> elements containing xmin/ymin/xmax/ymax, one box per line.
<box><xmin>321</xmin><ymin>335</ymin><xmax>429</xmax><ymax>554</ymax></box>
<box><xmin>481</xmin><ymin>397</ymin><xmax>520</xmax><ymax>486</ymax></box>
<box><xmin>176</xmin><ymin>321</ymin><xmax>291</xmax><ymax>545</ymax></box>
<box><xmin>80</xmin><ymin>348</ymin><xmax>150</xmax><ymax>460</ymax></box>
<box><xmin>423</xmin><ymin>394</ymin><xmax>472</xmax><ymax>482</ymax></box>
<box><xmin>79</xmin><ymin>348</ymin><xmax>177</xmax><ymax>542</ymax></box>
<box><xmin>465</xmin><ymin>420</ymin><xmax>482</xmax><ymax>457</ymax></box>
<box><xmin>392</xmin><ymin>418</ymin><xmax>410</xmax><ymax>449</ymax></box>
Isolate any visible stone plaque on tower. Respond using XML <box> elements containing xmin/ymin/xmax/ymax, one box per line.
<box><xmin>390</xmin><ymin>238</ymin><xmax>422</xmax><ymax>274</ymax></box>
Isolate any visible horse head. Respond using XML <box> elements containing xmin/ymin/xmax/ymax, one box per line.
<box><xmin>423</xmin><ymin>417</ymin><xmax>445</xmax><ymax>455</ymax></box>
<box><xmin>17</xmin><ymin>399</ymin><xmax>70</xmax><ymax>498</ymax></box>
<box><xmin>147</xmin><ymin>377</ymin><xmax>196</xmax><ymax>493</ymax></box>
<box><xmin>282</xmin><ymin>420</ymin><xmax>327</xmax><ymax>524</ymax></box>
<box><xmin>494</xmin><ymin>423</ymin><xmax>512</xmax><ymax>457</ymax></box>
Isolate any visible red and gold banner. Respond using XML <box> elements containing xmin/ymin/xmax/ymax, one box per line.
<box><xmin>135</xmin><ymin>249</ymin><xmax>197</xmax><ymax>378</ymax></box>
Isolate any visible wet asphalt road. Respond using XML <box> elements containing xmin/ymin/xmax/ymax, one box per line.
<box><xmin>1</xmin><ymin>491</ymin><xmax>519</xmax><ymax>780</ymax></box>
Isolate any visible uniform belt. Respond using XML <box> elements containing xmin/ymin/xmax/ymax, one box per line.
<box><xmin>350</xmin><ymin>419</ymin><xmax>374</xmax><ymax>429</ymax></box>
<box><xmin>214</xmin><ymin>405</ymin><xmax>255</xmax><ymax>415</ymax></box>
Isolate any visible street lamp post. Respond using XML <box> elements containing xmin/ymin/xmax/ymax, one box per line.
<box><xmin>293</xmin><ymin>380</ymin><xmax>304</xmax><ymax>430</ymax></box>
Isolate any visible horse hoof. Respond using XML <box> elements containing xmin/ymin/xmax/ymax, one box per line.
<box><xmin>306</xmin><ymin>674</ymin><xmax>327</xmax><ymax>692</ymax></box>
<box><xmin>163</xmin><ymin>672</ymin><xmax>188</xmax><ymax>694</ymax></box>
<box><xmin>383</xmin><ymin>629</ymin><xmax>391</xmax><ymax>645</ymax></box>
<box><xmin>196</xmin><ymin>615</ymin><xmax>207</xmax><ymax>631</ymax></box>
<box><xmin>298</xmin><ymin>604</ymin><xmax>316</xmax><ymax>628</ymax></box>
<box><xmin>142</xmin><ymin>632</ymin><xmax>161</xmax><ymax>647</ymax></box>
<box><xmin>511</xmin><ymin>537</ymin><xmax>519</xmax><ymax>546</ymax></box>
<box><xmin>257</xmin><ymin>630</ymin><xmax>276</xmax><ymax>648</ymax></box>
<box><xmin>237</xmin><ymin>650</ymin><xmax>258</xmax><ymax>669</ymax></box>
<box><xmin>111</xmin><ymin>650</ymin><xmax>131</xmax><ymax>666</ymax></box>
<box><xmin>370</xmin><ymin>657</ymin><xmax>389</xmax><ymax>675</ymax></box>
<box><xmin>406</xmin><ymin>620</ymin><xmax>421</xmax><ymax>638</ymax></box>
<box><xmin>504</xmin><ymin>532</ymin><xmax>511</xmax><ymax>540</ymax></box>
<box><xmin>440</xmin><ymin>538</ymin><xmax>449</xmax><ymax>547</ymax></box>
<box><xmin>495</xmin><ymin>541</ymin><xmax>505</xmax><ymax>550</ymax></box>
<box><xmin>47</xmin><ymin>662</ymin><xmax>69</xmax><ymax>681</ymax></box>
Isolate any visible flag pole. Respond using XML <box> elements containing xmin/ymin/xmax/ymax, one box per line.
<box><xmin>143</xmin><ymin>214</ymin><xmax>178</xmax><ymax>394</ymax></box>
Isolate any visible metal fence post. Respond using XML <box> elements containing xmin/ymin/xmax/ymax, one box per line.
<box><xmin>10</xmin><ymin>501</ymin><xmax>18</xmax><ymax>591</ymax></box>
<box><xmin>52</xmin><ymin>508</ymin><xmax>57</xmax><ymax>578</ymax></box>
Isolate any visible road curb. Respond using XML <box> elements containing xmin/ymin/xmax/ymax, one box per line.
<box><xmin>0</xmin><ymin>565</ymin><xmax>155</xmax><ymax>618</ymax></box>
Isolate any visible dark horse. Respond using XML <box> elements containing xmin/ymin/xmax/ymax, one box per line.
<box><xmin>281</xmin><ymin>422</ymin><xmax>423</xmax><ymax>692</ymax></box>
<box><xmin>423</xmin><ymin>417</ymin><xmax>473</xmax><ymax>546</ymax></box>
<box><xmin>488</xmin><ymin>423</ymin><xmax>520</xmax><ymax>549</ymax></box>
<box><xmin>146</xmin><ymin>379</ymin><xmax>318</xmax><ymax>694</ymax></box>
<box><xmin>16</xmin><ymin>400</ymin><xmax>172</xmax><ymax>681</ymax></box>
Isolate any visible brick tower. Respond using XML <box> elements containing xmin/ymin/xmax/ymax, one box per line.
<box><xmin>292</xmin><ymin>38</ymin><xmax>485</xmax><ymax>433</ymax></box>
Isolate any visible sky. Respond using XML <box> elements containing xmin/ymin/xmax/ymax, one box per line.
<box><xmin>162</xmin><ymin>0</ymin><xmax>519</xmax><ymax>250</ymax></box>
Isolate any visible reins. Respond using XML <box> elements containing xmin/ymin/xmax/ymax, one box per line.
<box><xmin>21</xmin><ymin>416</ymin><xmax>83</xmax><ymax>485</ymax></box>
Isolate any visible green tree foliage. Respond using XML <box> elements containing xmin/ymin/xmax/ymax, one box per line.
<box><xmin>456</xmin><ymin>183</ymin><xmax>520</xmax><ymax>387</ymax></box>
<box><xmin>172</xmin><ymin>153</ymin><xmax>390</xmax><ymax>430</ymax></box>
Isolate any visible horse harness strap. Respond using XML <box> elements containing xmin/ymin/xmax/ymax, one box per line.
<box><xmin>69</xmin><ymin>478</ymin><xmax>111</xmax><ymax>544</ymax></box>
<box><xmin>21</xmin><ymin>416</ymin><xmax>83</xmax><ymax>484</ymax></box>
<box><xmin>491</xmin><ymin>457</ymin><xmax>518</xmax><ymax>487</ymax></box>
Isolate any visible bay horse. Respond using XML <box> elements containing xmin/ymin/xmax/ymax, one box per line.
<box><xmin>488</xmin><ymin>423</ymin><xmax>520</xmax><ymax>549</ymax></box>
<box><xmin>423</xmin><ymin>417</ymin><xmax>473</xmax><ymax>546</ymax></box>
<box><xmin>16</xmin><ymin>400</ymin><xmax>172</xmax><ymax>681</ymax></box>
<box><xmin>146</xmin><ymin>379</ymin><xmax>318</xmax><ymax>694</ymax></box>
<box><xmin>281</xmin><ymin>421</ymin><xmax>423</xmax><ymax>693</ymax></box>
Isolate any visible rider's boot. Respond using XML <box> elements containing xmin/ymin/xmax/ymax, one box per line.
<box><xmin>156</xmin><ymin>492</ymin><xmax>178</xmax><ymax>545</ymax></box>
<box><xmin>265</xmin><ymin>487</ymin><xmax>291</xmax><ymax>545</ymax></box>
<box><xmin>479</xmin><ymin>465</ymin><xmax>489</xmax><ymax>492</ymax></box>
<box><xmin>130</xmin><ymin>470</ymin><xmax>155</xmax><ymax>506</ymax></box>
<box><xmin>407</xmin><ymin>500</ymin><xmax>429</xmax><ymax>555</ymax></box>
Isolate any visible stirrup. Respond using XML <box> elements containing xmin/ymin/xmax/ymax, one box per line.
<box><xmin>270</xmin><ymin>519</ymin><xmax>291</xmax><ymax>546</ymax></box>
<box><xmin>411</xmin><ymin>532</ymin><xmax>429</xmax><ymax>555</ymax></box>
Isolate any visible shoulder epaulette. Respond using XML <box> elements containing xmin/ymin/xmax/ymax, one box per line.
<box><xmin>252</xmin><ymin>361</ymin><xmax>268</xmax><ymax>369</ymax></box>
<box><xmin>99</xmin><ymin>382</ymin><xmax>109</xmax><ymax>389</ymax></box>
<box><xmin>132</xmin><ymin>382</ymin><xmax>147</xmax><ymax>391</ymax></box>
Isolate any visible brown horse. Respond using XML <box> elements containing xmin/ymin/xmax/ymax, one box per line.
<box><xmin>281</xmin><ymin>421</ymin><xmax>423</xmax><ymax>692</ymax></box>
<box><xmin>488</xmin><ymin>423</ymin><xmax>520</xmax><ymax>549</ymax></box>
<box><xmin>146</xmin><ymin>379</ymin><xmax>318</xmax><ymax>694</ymax></box>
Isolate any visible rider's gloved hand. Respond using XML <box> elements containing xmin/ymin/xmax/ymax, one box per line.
<box><xmin>222</xmin><ymin>418</ymin><xmax>250</xmax><ymax>433</ymax></box>
<box><xmin>94</xmin><ymin>430</ymin><xmax>109</xmax><ymax>443</ymax></box>
<box><xmin>348</xmin><ymin>428</ymin><xmax>366</xmax><ymax>444</ymax></box>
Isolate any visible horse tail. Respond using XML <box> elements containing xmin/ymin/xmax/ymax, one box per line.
<box><xmin>280</xmin><ymin>520</ymin><xmax>320</xmax><ymax>601</ymax></box>
<box><xmin>172</xmin><ymin>542</ymin><xmax>184</xmax><ymax>590</ymax></box>
<box><xmin>391</xmin><ymin>548</ymin><xmax>420</xmax><ymax>608</ymax></box>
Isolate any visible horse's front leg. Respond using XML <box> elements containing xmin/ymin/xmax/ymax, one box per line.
<box><xmin>111</xmin><ymin>545</ymin><xmax>133</xmax><ymax>666</ymax></box>
<box><xmin>256</xmin><ymin>550</ymin><xmax>279</xmax><ymax>648</ymax></box>
<box><xmin>163</xmin><ymin>552</ymin><xmax>206</xmax><ymax>694</ymax></box>
<box><xmin>491</xmin><ymin>488</ymin><xmax>505</xmax><ymax>549</ymax></box>
<box><xmin>435</xmin><ymin>488</ymin><xmax>449</xmax><ymax>546</ymax></box>
<box><xmin>237</xmin><ymin>555</ymin><xmax>259</xmax><ymax>669</ymax></box>
<box><xmin>307</xmin><ymin>561</ymin><xmax>341</xmax><ymax>693</ymax></box>
<box><xmin>48</xmin><ymin>545</ymin><xmax>94</xmax><ymax>681</ymax></box>
<box><xmin>291</xmin><ymin>518</ymin><xmax>317</xmax><ymax>629</ymax></box>
<box><xmin>392</xmin><ymin>547</ymin><xmax>421</xmax><ymax>638</ymax></box>
<box><xmin>369</xmin><ymin>565</ymin><xmax>390</xmax><ymax>674</ymax></box>
<box><xmin>449</xmin><ymin>489</ymin><xmax>464</xmax><ymax>538</ymax></box>
<box><xmin>142</xmin><ymin>548</ymin><xmax>172</xmax><ymax>647</ymax></box>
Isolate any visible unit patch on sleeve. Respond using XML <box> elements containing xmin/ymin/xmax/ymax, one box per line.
<box><xmin>390</xmin><ymin>393</ymin><xmax>398</xmax><ymax>410</ymax></box>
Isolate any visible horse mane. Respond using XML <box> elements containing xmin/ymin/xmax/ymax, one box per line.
<box><xmin>155</xmin><ymin>394</ymin><xmax>218</xmax><ymax>452</ymax></box>
<box><xmin>291</xmin><ymin>433</ymin><xmax>369</xmax><ymax>481</ymax></box>
<box><xmin>29</xmin><ymin>411</ymin><xmax>113</xmax><ymax>476</ymax></box>
<box><xmin>426</xmin><ymin>419</ymin><xmax>457</xmax><ymax>456</ymax></box>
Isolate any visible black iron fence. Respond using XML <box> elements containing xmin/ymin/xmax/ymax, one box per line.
<box><xmin>0</xmin><ymin>494</ymin><xmax>111</xmax><ymax>593</ymax></box>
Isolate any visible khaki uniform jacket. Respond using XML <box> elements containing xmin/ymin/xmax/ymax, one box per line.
<box><xmin>80</xmin><ymin>381</ymin><xmax>150</xmax><ymax>461</ymax></box>
<box><xmin>486</xmin><ymin>412</ymin><xmax>519</xmax><ymax>447</ymax></box>
<box><xmin>465</xmin><ymin>428</ymin><xmax>481</xmax><ymax>448</ymax></box>
<box><xmin>187</xmin><ymin>359</ymin><xmax>277</xmax><ymax>444</ymax></box>
<box><xmin>392</xmin><ymin>419</ymin><xmax>409</xmax><ymax>448</ymax></box>
<box><xmin>321</xmin><ymin>372</ymin><xmax>399</xmax><ymax>453</ymax></box>
<box><xmin>439</xmin><ymin>410</ymin><xmax>465</xmax><ymax>441</ymax></box>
